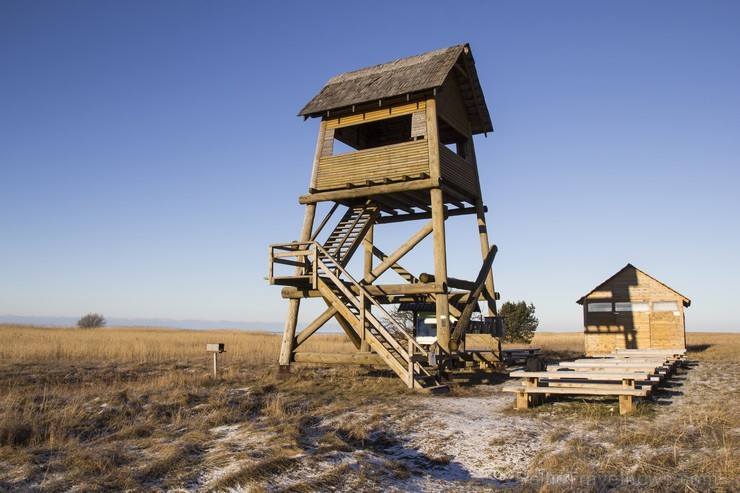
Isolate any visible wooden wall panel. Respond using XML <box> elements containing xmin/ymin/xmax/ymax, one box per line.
<box><xmin>315</xmin><ymin>140</ymin><xmax>429</xmax><ymax>191</ymax></box>
<box><xmin>325</xmin><ymin>101</ymin><xmax>426</xmax><ymax>130</ymax></box>
<box><xmin>439</xmin><ymin>144</ymin><xmax>480</xmax><ymax>199</ymax></box>
<box><xmin>437</xmin><ymin>75</ymin><xmax>470</xmax><ymax>137</ymax></box>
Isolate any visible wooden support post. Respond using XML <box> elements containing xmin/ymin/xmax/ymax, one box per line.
<box><xmin>431</xmin><ymin>188</ymin><xmax>450</xmax><ymax>353</ymax></box>
<box><xmin>619</xmin><ymin>395</ymin><xmax>634</xmax><ymax>415</ymax></box>
<box><xmin>515</xmin><ymin>390</ymin><xmax>530</xmax><ymax>410</ymax></box>
<box><xmin>278</xmin><ymin>203</ymin><xmax>317</xmax><ymax>371</ymax></box>
<box><xmin>425</xmin><ymin>97</ymin><xmax>450</xmax><ymax>354</ymax></box>
<box><xmin>408</xmin><ymin>337</ymin><xmax>414</xmax><ymax>388</ymax></box>
<box><xmin>278</xmin><ymin>116</ymin><xmax>326</xmax><ymax>372</ymax></box>
<box><xmin>361</xmin><ymin>225</ymin><xmax>374</xmax><ymax>352</ymax></box>
<box><xmin>206</xmin><ymin>343</ymin><xmax>224</xmax><ymax>377</ymax></box>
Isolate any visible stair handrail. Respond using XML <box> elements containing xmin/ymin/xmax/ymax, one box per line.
<box><xmin>268</xmin><ymin>242</ymin><xmax>315</xmax><ymax>282</ymax></box>
<box><xmin>313</xmin><ymin>243</ymin><xmax>428</xmax><ymax>357</ymax></box>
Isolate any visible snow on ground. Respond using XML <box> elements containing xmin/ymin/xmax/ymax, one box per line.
<box><xmin>185</xmin><ymin>358</ymin><xmax>723</xmax><ymax>492</ymax></box>
<box><xmin>393</xmin><ymin>386</ymin><xmax>548</xmax><ymax>482</ymax></box>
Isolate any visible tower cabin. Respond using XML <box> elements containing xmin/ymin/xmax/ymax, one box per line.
<box><xmin>268</xmin><ymin>44</ymin><xmax>502</xmax><ymax>390</ymax></box>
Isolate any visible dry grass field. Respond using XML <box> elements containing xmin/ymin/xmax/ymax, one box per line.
<box><xmin>0</xmin><ymin>325</ymin><xmax>737</xmax><ymax>492</ymax></box>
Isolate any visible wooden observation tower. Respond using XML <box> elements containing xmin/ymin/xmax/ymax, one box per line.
<box><xmin>268</xmin><ymin>44</ymin><xmax>503</xmax><ymax>389</ymax></box>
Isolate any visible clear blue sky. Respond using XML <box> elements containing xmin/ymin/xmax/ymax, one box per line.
<box><xmin>1</xmin><ymin>1</ymin><xmax>738</xmax><ymax>331</ymax></box>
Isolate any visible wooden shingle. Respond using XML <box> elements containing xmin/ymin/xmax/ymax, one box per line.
<box><xmin>299</xmin><ymin>44</ymin><xmax>493</xmax><ymax>135</ymax></box>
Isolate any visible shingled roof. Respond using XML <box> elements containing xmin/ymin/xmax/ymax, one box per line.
<box><xmin>299</xmin><ymin>44</ymin><xmax>493</xmax><ymax>135</ymax></box>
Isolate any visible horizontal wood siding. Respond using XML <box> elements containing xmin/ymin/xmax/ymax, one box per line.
<box><xmin>439</xmin><ymin>144</ymin><xmax>480</xmax><ymax>199</ymax></box>
<box><xmin>436</xmin><ymin>74</ymin><xmax>470</xmax><ymax>136</ymax></box>
<box><xmin>325</xmin><ymin>101</ymin><xmax>426</xmax><ymax>130</ymax></box>
<box><xmin>315</xmin><ymin>140</ymin><xmax>429</xmax><ymax>191</ymax></box>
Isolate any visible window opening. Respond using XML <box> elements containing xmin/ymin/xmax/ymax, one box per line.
<box><xmin>587</xmin><ymin>302</ymin><xmax>612</xmax><ymax>312</ymax></box>
<box><xmin>332</xmin><ymin>114</ymin><xmax>413</xmax><ymax>155</ymax></box>
<box><xmin>653</xmin><ymin>301</ymin><xmax>679</xmax><ymax>311</ymax></box>
<box><xmin>437</xmin><ymin>118</ymin><xmax>468</xmax><ymax>159</ymax></box>
<box><xmin>615</xmin><ymin>302</ymin><xmax>650</xmax><ymax>312</ymax></box>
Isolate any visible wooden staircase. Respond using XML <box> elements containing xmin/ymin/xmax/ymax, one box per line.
<box><xmin>268</xmin><ymin>202</ymin><xmax>447</xmax><ymax>390</ymax></box>
<box><xmin>313</xmin><ymin>243</ymin><xmax>443</xmax><ymax>390</ymax></box>
<box><xmin>320</xmin><ymin>203</ymin><xmax>379</xmax><ymax>273</ymax></box>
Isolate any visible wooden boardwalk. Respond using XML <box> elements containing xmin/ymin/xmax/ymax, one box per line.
<box><xmin>503</xmin><ymin>348</ymin><xmax>687</xmax><ymax>415</ymax></box>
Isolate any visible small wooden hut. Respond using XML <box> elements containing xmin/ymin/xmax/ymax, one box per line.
<box><xmin>577</xmin><ymin>264</ymin><xmax>690</xmax><ymax>355</ymax></box>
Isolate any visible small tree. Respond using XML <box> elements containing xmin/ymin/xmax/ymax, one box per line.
<box><xmin>382</xmin><ymin>305</ymin><xmax>414</xmax><ymax>335</ymax></box>
<box><xmin>77</xmin><ymin>313</ymin><xmax>106</xmax><ymax>329</ymax></box>
<box><xmin>499</xmin><ymin>301</ymin><xmax>538</xmax><ymax>343</ymax></box>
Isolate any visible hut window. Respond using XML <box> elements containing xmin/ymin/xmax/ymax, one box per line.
<box><xmin>615</xmin><ymin>302</ymin><xmax>650</xmax><ymax>312</ymax></box>
<box><xmin>332</xmin><ymin>114</ymin><xmax>413</xmax><ymax>154</ymax></box>
<box><xmin>587</xmin><ymin>302</ymin><xmax>612</xmax><ymax>312</ymax></box>
<box><xmin>653</xmin><ymin>301</ymin><xmax>679</xmax><ymax>311</ymax></box>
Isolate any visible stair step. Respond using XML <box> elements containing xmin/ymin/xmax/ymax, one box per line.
<box><xmin>418</xmin><ymin>385</ymin><xmax>450</xmax><ymax>394</ymax></box>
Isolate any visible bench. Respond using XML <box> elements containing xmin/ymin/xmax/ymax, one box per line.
<box><xmin>502</xmin><ymin>385</ymin><xmax>650</xmax><ymax>415</ymax></box>
<box><xmin>505</xmin><ymin>366</ymin><xmax>662</xmax><ymax>415</ymax></box>
<box><xmin>612</xmin><ymin>348</ymin><xmax>685</xmax><ymax>355</ymax></box>
<box><xmin>509</xmin><ymin>370</ymin><xmax>659</xmax><ymax>384</ymax></box>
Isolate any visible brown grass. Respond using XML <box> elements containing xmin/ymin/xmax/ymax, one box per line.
<box><xmin>0</xmin><ymin>324</ymin><xmax>737</xmax><ymax>491</ymax></box>
<box><xmin>0</xmin><ymin>324</ymin><xmax>413</xmax><ymax>491</ymax></box>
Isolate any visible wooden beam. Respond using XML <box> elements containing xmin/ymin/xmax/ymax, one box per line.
<box><xmin>376</xmin><ymin>205</ymin><xmax>478</xmax><ymax>224</ymax></box>
<box><xmin>450</xmin><ymin>244</ymin><xmax>498</xmax><ymax>350</ymax></box>
<box><xmin>459</xmin><ymin>48</ymin><xmax>486</xmax><ymax>129</ymax></box>
<box><xmin>299</xmin><ymin>178</ymin><xmax>436</xmax><ymax>204</ymax></box>
<box><xmin>361</xmin><ymin>225</ymin><xmax>374</xmax><ymax>352</ymax></box>
<box><xmin>419</xmin><ymin>273</ymin><xmax>476</xmax><ymax>291</ymax></box>
<box><xmin>293</xmin><ymin>352</ymin><xmax>386</xmax><ymax>365</ymax></box>
<box><xmin>278</xmin><ymin>203</ymin><xmax>317</xmax><ymax>367</ymax></box>
<box><xmin>368</xmin><ymin>244</ymin><xmax>419</xmax><ymax>284</ymax></box>
<box><xmin>281</xmin><ymin>282</ymin><xmax>447</xmax><ymax>299</ymax></box>
<box><xmin>431</xmin><ymin>187</ymin><xmax>451</xmax><ymax>353</ymax></box>
<box><xmin>364</xmin><ymin>220</ymin><xmax>434</xmax><ymax>283</ymax></box>
<box><xmin>330</xmin><ymin>304</ymin><xmax>362</xmax><ymax>350</ymax></box>
<box><xmin>294</xmin><ymin>306</ymin><xmax>338</xmax><ymax>348</ymax></box>
<box><xmin>310</xmin><ymin>201</ymin><xmax>340</xmax><ymax>241</ymax></box>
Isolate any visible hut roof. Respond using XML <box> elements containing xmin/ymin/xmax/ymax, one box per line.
<box><xmin>576</xmin><ymin>263</ymin><xmax>691</xmax><ymax>307</ymax></box>
<box><xmin>298</xmin><ymin>44</ymin><xmax>493</xmax><ymax>135</ymax></box>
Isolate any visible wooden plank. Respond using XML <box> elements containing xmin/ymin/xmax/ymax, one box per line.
<box><xmin>300</xmin><ymin>178</ymin><xmax>435</xmax><ymax>204</ymax></box>
<box><xmin>315</xmin><ymin>140</ymin><xmax>430</xmax><ymax>191</ymax></box>
<box><xmin>502</xmin><ymin>386</ymin><xmax>648</xmax><ymax>397</ymax></box>
<box><xmin>439</xmin><ymin>145</ymin><xmax>479</xmax><ymax>198</ymax></box>
<box><xmin>436</xmin><ymin>74</ymin><xmax>471</xmax><ymax>137</ymax></box>
<box><xmin>540</xmin><ymin>382</ymin><xmax>654</xmax><ymax>390</ymax></box>
<box><xmin>293</xmin><ymin>352</ymin><xmax>385</xmax><ymax>365</ymax></box>
<box><xmin>509</xmin><ymin>370</ymin><xmax>653</xmax><ymax>380</ymax></box>
<box><xmin>325</xmin><ymin>101</ymin><xmax>426</xmax><ymax>129</ymax></box>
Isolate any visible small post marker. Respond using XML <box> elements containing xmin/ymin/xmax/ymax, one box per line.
<box><xmin>206</xmin><ymin>343</ymin><xmax>225</xmax><ymax>377</ymax></box>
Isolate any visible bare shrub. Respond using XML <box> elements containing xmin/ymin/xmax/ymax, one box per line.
<box><xmin>77</xmin><ymin>313</ymin><xmax>106</xmax><ymax>329</ymax></box>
